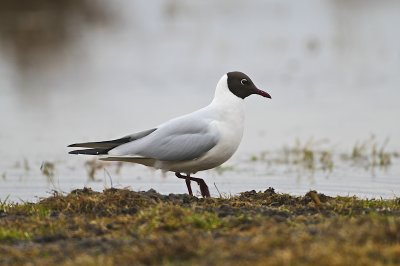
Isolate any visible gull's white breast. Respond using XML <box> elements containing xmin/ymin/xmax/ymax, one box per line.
<box><xmin>160</xmin><ymin>76</ymin><xmax>245</xmax><ymax>174</ymax></box>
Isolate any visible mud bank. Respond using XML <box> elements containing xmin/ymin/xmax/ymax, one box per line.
<box><xmin>1</xmin><ymin>187</ymin><xmax>399</xmax><ymax>265</ymax></box>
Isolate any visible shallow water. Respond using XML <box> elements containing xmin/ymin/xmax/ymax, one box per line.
<box><xmin>1</xmin><ymin>153</ymin><xmax>399</xmax><ymax>202</ymax></box>
<box><xmin>1</xmin><ymin>0</ymin><xmax>399</xmax><ymax>201</ymax></box>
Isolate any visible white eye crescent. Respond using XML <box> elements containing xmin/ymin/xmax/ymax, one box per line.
<box><xmin>240</xmin><ymin>79</ymin><xmax>248</xmax><ymax>85</ymax></box>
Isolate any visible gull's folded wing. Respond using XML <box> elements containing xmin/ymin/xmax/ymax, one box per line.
<box><xmin>107</xmin><ymin>118</ymin><xmax>220</xmax><ymax>161</ymax></box>
<box><xmin>68</xmin><ymin>128</ymin><xmax>157</xmax><ymax>155</ymax></box>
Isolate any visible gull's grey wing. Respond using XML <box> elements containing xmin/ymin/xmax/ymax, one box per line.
<box><xmin>109</xmin><ymin>118</ymin><xmax>219</xmax><ymax>161</ymax></box>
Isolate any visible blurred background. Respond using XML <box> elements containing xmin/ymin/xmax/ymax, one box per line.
<box><xmin>1</xmin><ymin>0</ymin><xmax>400</xmax><ymax>201</ymax></box>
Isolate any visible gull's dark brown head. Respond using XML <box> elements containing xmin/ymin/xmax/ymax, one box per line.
<box><xmin>227</xmin><ymin>71</ymin><xmax>271</xmax><ymax>99</ymax></box>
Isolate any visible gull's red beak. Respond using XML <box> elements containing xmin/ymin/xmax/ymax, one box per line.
<box><xmin>254</xmin><ymin>88</ymin><xmax>272</xmax><ymax>99</ymax></box>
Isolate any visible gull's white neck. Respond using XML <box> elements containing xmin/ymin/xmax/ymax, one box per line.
<box><xmin>203</xmin><ymin>74</ymin><xmax>245</xmax><ymax>167</ymax></box>
<box><xmin>210</xmin><ymin>74</ymin><xmax>244</xmax><ymax>108</ymax></box>
<box><xmin>206</xmin><ymin>74</ymin><xmax>245</xmax><ymax>138</ymax></box>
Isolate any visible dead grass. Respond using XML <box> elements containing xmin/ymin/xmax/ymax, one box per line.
<box><xmin>0</xmin><ymin>187</ymin><xmax>400</xmax><ymax>265</ymax></box>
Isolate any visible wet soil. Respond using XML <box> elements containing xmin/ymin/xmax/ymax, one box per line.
<box><xmin>1</xmin><ymin>187</ymin><xmax>399</xmax><ymax>265</ymax></box>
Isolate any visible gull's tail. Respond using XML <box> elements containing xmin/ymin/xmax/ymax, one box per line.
<box><xmin>100</xmin><ymin>156</ymin><xmax>156</xmax><ymax>165</ymax></box>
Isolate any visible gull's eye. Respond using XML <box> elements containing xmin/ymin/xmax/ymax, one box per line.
<box><xmin>240</xmin><ymin>79</ymin><xmax>248</xmax><ymax>85</ymax></box>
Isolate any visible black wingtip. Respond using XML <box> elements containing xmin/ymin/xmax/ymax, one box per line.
<box><xmin>68</xmin><ymin>148</ymin><xmax>108</xmax><ymax>155</ymax></box>
<box><xmin>68</xmin><ymin>144</ymin><xmax>78</xmax><ymax>147</ymax></box>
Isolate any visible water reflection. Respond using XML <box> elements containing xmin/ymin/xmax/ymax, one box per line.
<box><xmin>0</xmin><ymin>0</ymin><xmax>112</xmax><ymax>73</ymax></box>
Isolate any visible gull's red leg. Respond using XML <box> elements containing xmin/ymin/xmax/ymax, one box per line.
<box><xmin>175</xmin><ymin>172</ymin><xmax>193</xmax><ymax>196</ymax></box>
<box><xmin>175</xmin><ymin>172</ymin><xmax>210</xmax><ymax>198</ymax></box>
<box><xmin>185</xmin><ymin>178</ymin><xmax>193</xmax><ymax>196</ymax></box>
<box><xmin>190</xmin><ymin>176</ymin><xmax>210</xmax><ymax>198</ymax></box>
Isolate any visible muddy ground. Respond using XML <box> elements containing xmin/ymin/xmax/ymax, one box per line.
<box><xmin>0</xmin><ymin>187</ymin><xmax>399</xmax><ymax>265</ymax></box>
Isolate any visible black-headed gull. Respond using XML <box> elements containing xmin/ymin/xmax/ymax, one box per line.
<box><xmin>68</xmin><ymin>71</ymin><xmax>271</xmax><ymax>197</ymax></box>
